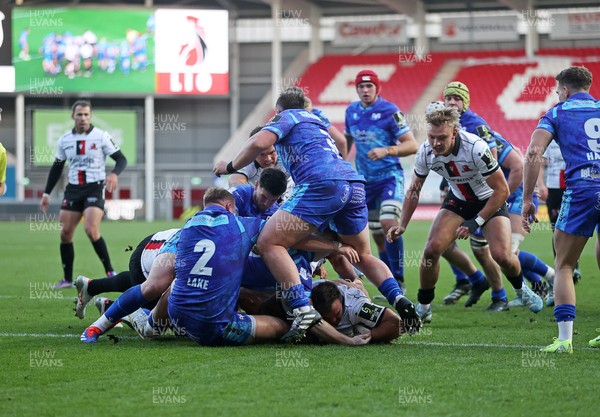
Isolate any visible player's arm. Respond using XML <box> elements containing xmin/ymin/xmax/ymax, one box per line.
<box><xmin>106</xmin><ymin>150</ymin><xmax>127</xmax><ymax>194</ymax></box>
<box><xmin>501</xmin><ymin>149</ymin><xmax>523</xmax><ymax>195</ymax></box>
<box><xmin>389</xmin><ymin>130</ymin><xmax>418</xmax><ymax>157</ymax></box>
<box><xmin>309</xmin><ymin>320</ymin><xmax>371</xmax><ymax>346</ymax></box>
<box><xmin>482</xmin><ymin>169</ymin><xmax>510</xmax><ymax>219</ymax></box>
<box><xmin>387</xmin><ymin>173</ymin><xmax>425</xmax><ymax>242</ymax></box>
<box><xmin>292</xmin><ymin>234</ymin><xmax>359</xmax><ymax>264</ymax></box>
<box><xmin>328</xmin><ymin>125</ymin><xmax>347</xmax><ymax>159</ymax></box>
<box><xmin>522</xmin><ymin>128</ymin><xmax>553</xmax><ymax>230</ymax></box>
<box><xmin>228</xmin><ymin>172</ymin><xmax>249</xmax><ymax>188</ymax></box>
<box><xmin>40</xmin><ymin>158</ymin><xmax>66</xmax><ymax>214</ymax></box>
<box><xmin>344</xmin><ymin>133</ymin><xmax>354</xmax><ymax>158</ymax></box>
<box><xmin>536</xmin><ymin>163</ymin><xmax>548</xmax><ymax>201</ymax></box>
<box><xmin>214</xmin><ymin>130</ymin><xmax>277</xmax><ymax>176</ymax></box>
<box><xmin>457</xmin><ymin>169</ymin><xmax>509</xmax><ymax>239</ymax></box>
<box><xmin>369</xmin><ymin>309</ymin><xmax>402</xmax><ymax>343</ymax></box>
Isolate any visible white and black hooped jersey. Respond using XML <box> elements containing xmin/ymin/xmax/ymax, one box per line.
<box><xmin>140</xmin><ymin>229</ymin><xmax>180</xmax><ymax>279</ymax></box>
<box><xmin>55</xmin><ymin>125</ymin><xmax>120</xmax><ymax>185</ymax></box>
<box><xmin>415</xmin><ymin>130</ymin><xmax>499</xmax><ymax>202</ymax></box>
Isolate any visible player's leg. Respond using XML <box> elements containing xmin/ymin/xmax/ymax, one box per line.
<box><xmin>81</xmin><ymin>253</ymin><xmax>175</xmax><ymax>343</ymax></box>
<box><xmin>483</xmin><ymin>216</ymin><xmax>543</xmax><ymax>313</ymax></box>
<box><xmin>53</xmin><ymin>207</ymin><xmax>83</xmax><ymax>288</ymax></box>
<box><xmin>83</xmin><ymin>205</ymin><xmax>115</xmax><ymax>275</ymax></box>
<box><xmin>541</xmin><ymin>230</ymin><xmax>587</xmax><ymax>353</ymax></box>
<box><xmin>333</xmin><ymin>182</ymin><xmax>419</xmax><ymax>333</ymax></box>
<box><xmin>380</xmin><ymin>199</ymin><xmax>404</xmax><ymax>288</ymax></box>
<box><xmin>415</xmin><ymin>209</ymin><xmax>464</xmax><ymax>321</ymax></box>
<box><xmin>442</xmin><ymin>242</ymin><xmax>488</xmax><ymax>305</ymax></box>
<box><xmin>76</xmin><ymin>235</ymin><xmax>153</xmax><ymax>318</ymax></box>
<box><xmin>469</xmin><ymin>236</ymin><xmax>506</xmax><ymax>310</ymax></box>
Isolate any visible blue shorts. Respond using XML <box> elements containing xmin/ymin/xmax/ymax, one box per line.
<box><xmin>281</xmin><ymin>180</ymin><xmax>367</xmax><ymax>235</ymax></box>
<box><xmin>365</xmin><ymin>173</ymin><xmax>404</xmax><ymax>211</ymax></box>
<box><xmin>506</xmin><ymin>188</ymin><xmax>538</xmax><ymax>216</ymax></box>
<box><xmin>556</xmin><ymin>187</ymin><xmax>600</xmax><ymax>237</ymax></box>
<box><xmin>167</xmin><ymin>305</ymin><xmax>256</xmax><ymax>346</ymax></box>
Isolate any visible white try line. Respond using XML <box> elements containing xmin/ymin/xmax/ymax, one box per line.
<box><xmin>0</xmin><ymin>332</ymin><xmax>595</xmax><ymax>350</ymax></box>
<box><xmin>0</xmin><ymin>332</ymin><xmax>138</xmax><ymax>340</ymax></box>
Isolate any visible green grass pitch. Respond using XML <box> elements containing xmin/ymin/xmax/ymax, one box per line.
<box><xmin>1</xmin><ymin>219</ymin><xmax>599</xmax><ymax>416</ymax></box>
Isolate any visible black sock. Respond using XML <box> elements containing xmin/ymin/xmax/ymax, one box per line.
<box><xmin>417</xmin><ymin>288</ymin><xmax>436</xmax><ymax>305</ymax></box>
<box><xmin>506</xmin><ymin>272</ymin><xmax>524</xmax><ymax>290</ymax></box>
<box><xmin>87</xmin><ymin>271</ymin><xmax>132</xmax><ymax>296</ymax></box>
<box><xmin>92</xmin><ymin>237</ymin><xmax>113</xmax><ymax>273</ymax></box>
<box><xmin>60</xmin><ymin>243</ymin><xmax>74</xmax><ymax>282</ymax></box>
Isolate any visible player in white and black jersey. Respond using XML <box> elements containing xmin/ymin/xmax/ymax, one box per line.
<box><xmin>387</xmin><ymin>108</ymin><xmax>543</xmax><ymax>320</ymax></box>
<box><xmin>228</xmin><ymin>126</ymin><xmax>294</xmax><ymax>201</ymax></box>
<box><xmin>311</xmin><ymin>280</ymin><xmax>403</xmax><ymax>343</ymax></box>
<box><xmin>74</xmin><ymin>229</ymin><xmax>179</xmax><ymax>319</ymax></box>
<box><xmin>40</xmin><ymin>101</ymin><xmax>128</xmax><ymax>289</ymax></box>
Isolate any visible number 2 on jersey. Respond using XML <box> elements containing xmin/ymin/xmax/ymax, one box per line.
<box><xmin>190</xmin><ymin>239</ymin><xmax>215</xmax><ymax>276</ymax></box>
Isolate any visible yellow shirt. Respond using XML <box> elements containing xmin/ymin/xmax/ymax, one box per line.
<box><xmin>0</xmin><ymin>142</ymin><xmax>7</xmax><ymax>184</ymax></box>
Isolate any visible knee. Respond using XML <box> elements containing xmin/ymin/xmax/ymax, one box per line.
<box><xmin>423</xmin><ymin>242</ymin><xmax>444</xmax><ymax>260</ymax></box>
<box><xmin>490</xmin><ymin>250</ymin><xmax>512</xmax><ymax>268</ymax></box>
<box><xmin>84</xmin><ymin>225</ymin><xmax>100</xmax><ymax>240</ymax></box>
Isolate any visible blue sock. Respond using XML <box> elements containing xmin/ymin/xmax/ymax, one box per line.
<box><xmin>378</xmin><ymin>277</ymin><xmax>403</xmax><ymax>305</ymax></box>
<box><xmin>384</xmin><ymin>236</ymin><xmax>404</xmax><ymax>280</ymax></box>
<box><xmin>282</xmin><ymin>283</ymin><xmax>310</xmax><ymax>310</ymax></box>
<box><xmin>491</xmin><ymin>288</ymin><xmax>507</xmax><ymax>302</ymax></box>
<box><xmin>524</xmin><ymin>271</ymin><xmax>542</xmax><ymax>284</ymax></box>
<box><xmin>379</xmin><ymin>251</ymin><xmax>390</xmax><ymax>269</ymax></box>
<box><xmin>468</xmin><ymin>270</ymin><xmax>486</xmax><ymax>286</ymax></box>
<box><xmin>518</xmin><ymin>250</ymin><xmax>549</xmax><ymax>276</ymax></box>
<box><xmin>105</xmin><ymin>285</ymin><xmax>148</xmax><ymax>322</ymax></box>
<box><xmin>554</xmin><ymin>304</ymin><xmax>576</xmax><ymax>322</ymax></box>
<box><xmin>451</xmin><ymin>264</ymin><xmax>468</xmax><ymax>282</ymax></box>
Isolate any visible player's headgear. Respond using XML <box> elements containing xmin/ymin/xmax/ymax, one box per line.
<box><xmin>444</xmin><ymin>81</ymin><xmax>470</xmax><ymax>112</ymax></box>
<box><xmin>355</xmin><ymin>70</ymin><xmax>380</xmax><ymax>94</ymax></box>
<box><xmin>425</xmin><ymin>101</ymin><xmax>445</xmax><ymax>114</ymax></box>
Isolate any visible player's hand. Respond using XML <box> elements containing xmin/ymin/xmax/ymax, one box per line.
<box><xmin>40</xmin><ymin>194</ymin><xmax>49</xmax><ymax>214</ymax></box>
<box><xmin>521</xmin><ymin>200</ymin><xmax>538</xmax><ymax>233</ymax></box>
<box><xmin>386</xmin><ymin>225</ymin><xmax>405</xmax><ymax>243</ymax></box>
<box><xmin>105</xmin><ymin>173</ymin><xmax>118</xmax><ymax>194</ymax></box>
<box><xmin>351</xmin><ymin>332</ymin><xmax>371</xmax><ymax>346</ymax></box>
<box><xmin>456</xmin><ymin>218</ymin><xmax>479</xmax><ymax>239</ymax></box>
<box><xmin>367</xmin><ymin>147</ymin><xmax>388</xmax><ymax>161</ymax></box>
<box><xmin>213</xmin><ymin>161</ymin><xmax>228</xmax><ymax>177</ymax></box>
<box><xmin>336</xmin><ymin>244</ymin><xmax>360</xmax><ymax>264</ymax></box>
<box><xmin>312</xmin><ymin>265</ymin><xmax>328</xmax><ymax>279</ymax></box>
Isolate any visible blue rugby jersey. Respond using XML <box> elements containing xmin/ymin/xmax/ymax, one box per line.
<box><xmin>262</xmin><ymin>109</ymin><xmax>363</xmax><ymax>184</ymax></box>
<box><xmin>169</xmin><ymin>205</ymin><xmax>264</xmax><ymax>326</ymax></box>
<box><xmin>537</xmin><ymin>92</ymin><xmax>600</xmax><ymax>188</ymax></box>
<box><xmin>345</xmin><ymin>97</ymin><xmax>410</xmax><ymax>182</ymax></box>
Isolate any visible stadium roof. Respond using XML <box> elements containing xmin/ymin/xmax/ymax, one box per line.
<box><xmin>3</xmin><ymin>0</ymin><xmax>600</xmax><ymax>19</ymax></box>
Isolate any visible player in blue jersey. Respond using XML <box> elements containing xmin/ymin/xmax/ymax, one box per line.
<box><xmin>119</xmin><ymin>40</ymin><xmax>131</xmax><ymax>74</ymax></box>
<box><xmin>215</xmin><ymin>87</ymin><xmax>421</xmax><ymax>341</ymax></box>
<box><xmin>81</xmin><ymin>188</ymin><xmax>288</xmax><ymax>345</ymax></box>
<box><xmin>344</xmin><ymin>70</ymin><xmax>418</xmax><ymax>291</ymax></box>
<box><xmin>523</xmin><ymin>66</ymin><xmax>600</xmax><ymax>353</ymax></box>
<box><xmin>388</xmin><ymin>108</ymin><xmax>543</xmax><ymax>323</ymax></box>
<box><xmin>230</xmin><ymin>168</ymin><xmax>286</xmax><ymax>219</ymax></box>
